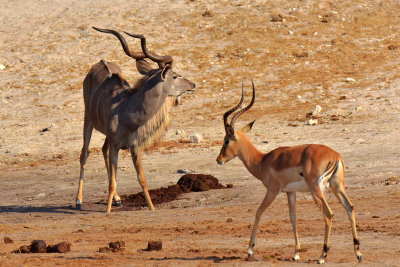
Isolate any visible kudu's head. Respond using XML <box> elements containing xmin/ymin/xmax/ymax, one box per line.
<box><xmin>216</xmin><ymin>81</ymin><xmax>256</xmax><ymax>165</ymax></box>
<box><xmin>93</xmin><ymin>27</ymin><xmax>195</xmax><ymax>101</ymax></box>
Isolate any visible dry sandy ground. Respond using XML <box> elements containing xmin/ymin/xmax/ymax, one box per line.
<box><xmin>0</xmin><ymin>0</ymin><xmax>399</xmax><ymax>266</ymax></box>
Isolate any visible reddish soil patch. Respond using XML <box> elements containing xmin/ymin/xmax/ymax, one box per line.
<box><xmin>117</xmin><ymin>174</ymin><xmax>224</xmax><ymax>211</ymax></box>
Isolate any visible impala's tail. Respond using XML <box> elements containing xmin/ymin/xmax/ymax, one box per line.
<box><xmin>318</xmin><ymin>159</ymin><xmax>342</xmax><ymax>191</ymax></box>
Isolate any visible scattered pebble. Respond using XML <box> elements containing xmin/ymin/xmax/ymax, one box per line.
<box><xmin>190</xmin><ymin>134</ymin><xmax>202</xmax><ymax>143</ymax></box>
<box><xmin>177</xmin><ymin>169</ymin><xmax>196</xmax><ymax>174</ymax></box>
<box><xmin>307</xmin><ymin>119</ymin><xmax>319</xmax><ymax>126</ymax></box>
<box><xmin>4</xmin><ymin>236</ymin><xmax>13</xmax><ymax>244</ymax></box>
<box><xmin>0</xmin><ymin>64</ymin><xmax>6</xmax><ymax>70</ymax></box>
<box><xmin>344</xmin><ymin>77</ymin><xmax>356</xmax><ymax>83</ymax></box>
<box><xmin>312</xmin><ymin>105</ymin><xmax>322</xmax><ymax>116</ymax></box>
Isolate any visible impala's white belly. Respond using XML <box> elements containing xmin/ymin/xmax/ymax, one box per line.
<box><xmin>282</xmin><ymin>177</ymin><xmax>310</xmax><ymax>192</ymax></box>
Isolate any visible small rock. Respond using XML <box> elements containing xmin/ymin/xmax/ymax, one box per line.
<box><xmin>307</xmin><ymin>119</ymin><xmax>319</xmax><ymax>126</ymax></box>
<box><xmin>35</xmin><ymin>192</ymin><xmax>46</xmax><ymax>198</ymax></box>
<box><xmin>190</xmin><ymin>134</ymin><xmax>202</xmax><ymax>143</ymax></box>
<box><xmin>175</xmin><ymin>129</ymin><xmax>185</xmax><ymax>135</ymax></box>
<box><xmin>270</xmin><ymin>14</ymin><xmax>284</xmax><ymax>22</ymax></box>
<box><xmin>0</xmin><ymin>64</ymin><xmax>5</xmax><ymax>70</ymax></box>
<box><xmin>226</xmin><ymin>218</ymin><xmax>233</xmax><ymax>223</ymax></box>
<box><xmin>177</xmin><ymin>169</ymin><xmax>196</xmax><ymax>174</ymax></box>
<box><xmin>146</xmin><ymin>240</ymin><xmax>162</xmax><ymax>251</ymax></box>
<box><xmin>202</xmin><ymin>10</ymin><xmax>213</xmax><ymax>17</ymax></box>
<box><xmin>226</xmin><ymin>184</ymin><xmax>233</xmax><ymax>188</ymax></box>
<box><xmin>344</xmin><ymin>77</ymin><xmax>356</xmax><ymax>83</ymax></box>
<box><xmin>4</xmin><ymin>236</ymin><xmax>13</xmax><ymax>244</ymax></box>
<box><xmin>312</xmin><ymin>105</ymin><xmax>322</xmax><ymax>116</ymax></box>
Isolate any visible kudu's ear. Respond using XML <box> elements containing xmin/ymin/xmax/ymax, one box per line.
<box><xmin>242</xmin><ymin>120</ymin><xmax>255</xmax><ymax>133</ymax></box>
<box><xmin>136</xmin><ymin>59</ymin><xmax>153</xmax><ymax>75</ymax></box>
<box><xmin>161</xmin><ymin>64</ymin><xmax>172</xmax><ymax>80</ymax></box>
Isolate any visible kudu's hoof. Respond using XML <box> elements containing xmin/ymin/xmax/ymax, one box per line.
<box><xmin>113</xmin><ymin>200</ymin><xmax>122</xmax><ymax>207</ymax></box>
<box><xmin>75</xmin><ymin>204</ymin><xmax>82</xmax><ymax>210</ymax></box>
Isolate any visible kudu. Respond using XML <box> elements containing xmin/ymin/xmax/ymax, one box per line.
<box><xmin>216</xmin><ymin>82</ymin><xmax>362</xmax><ymax>263</ymax></box>
<box><xmin>76</xmin><ymin>27</ymin><xmax>195</xmax><ymax>213</ymax></box>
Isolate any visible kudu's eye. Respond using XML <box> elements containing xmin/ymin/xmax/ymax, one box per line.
<box><xmin>173</xmin><ymin>75</ymin><xmax>178</xmax><ymax>79</ymax></box>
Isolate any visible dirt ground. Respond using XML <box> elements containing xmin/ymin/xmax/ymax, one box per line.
<box><xmin>0</xmin><ymin>0</ymin><xmax>399</xmax><ymax>266</ymax></box>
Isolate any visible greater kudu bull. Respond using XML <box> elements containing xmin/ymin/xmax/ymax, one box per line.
<box><xmin>76</xmin><ymin>27</ymin><xmax>195</xmax><ymax>213</ymax></box>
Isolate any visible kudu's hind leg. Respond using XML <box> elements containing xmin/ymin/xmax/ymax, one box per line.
<box><xmin>76</xmin><ymin>117</ymin><xmax>93</xmax><ymax>210</ymax></box>
<box><xmin>102</xmin><ymin>138</ymin><xmax>121</xmax><ymax>207</ymax></box>
<box><xmin>106</xmin><ymin>144</ymin><xmax>119</xmax><ymax>213</ymax></box>
<box><xmin>130</xmin><ymin>148</ymin><xmax>155</xmax><ymax>211</ymax></box>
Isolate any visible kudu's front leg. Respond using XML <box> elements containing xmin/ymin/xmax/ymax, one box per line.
<box><xmin>76</xmin><ymin>117</ymin><xmax>93</xmax><ymax>210</ymax></box>
<box><xmin>131</xmin><ymin>148</ymin><xmax>155</xmax><ymax>211</ymax></box>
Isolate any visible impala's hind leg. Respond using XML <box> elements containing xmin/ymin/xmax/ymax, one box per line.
<box><xmin>76</xmin><ymin>116</ymin><xmax>93</xmax><ymax>210</ymax></box>
<box><xmin>311</xmin><ymin>187</ymin><xmax>333</xmax><ymax>264</ymax></box>
<box><xmin>102</xmin><ymin>138</ymin><xmax>121</xmax><ymax>207</ymax></box>
<box><xmin>287</xmin><ymin>192</ymin><xmax>302</xmax><ymax>261</ymax></box>
<box><xmin>330</xmin><ymin>165</ymin><xmax>362</xmax><ymax>262</ymax></box>
<box><xmin>130</xmin><ymin>148</ymin><xmax>155</xmax><ymax>211</ymax></box>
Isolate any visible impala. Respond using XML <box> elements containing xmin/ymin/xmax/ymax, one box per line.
<box><xmin>216</xmin><ymin>81</ymin><xmax>362</xmax><ymax>264</ymax></box>
<box><xmin>76</xmin><ymin>27</ymin><xmax>195</xmax><ymax>213</ymax></box>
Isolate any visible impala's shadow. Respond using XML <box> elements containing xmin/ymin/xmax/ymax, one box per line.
<box><xmin>0</xmin><ymin>205</ymin><xmax>103</xmax><ymax>214</ymax></box>
<box><xmin>150</xmin><ymin>255</ymin><xmax>242</xmax><ymax>263</ymax></box>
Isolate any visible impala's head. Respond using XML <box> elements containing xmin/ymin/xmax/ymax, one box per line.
<box><xmin>217</xmin><ymin>81</ymin><xmax>255</xmax><ymax>165</ymax></box>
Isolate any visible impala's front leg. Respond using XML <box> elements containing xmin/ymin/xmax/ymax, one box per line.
<box><xmin>106</xmin><ymin>145</ymin><xmax>119</xmax><ymax>213</ymax></box>
<box><xmin>247</xmin><ymin>189</ymin><xmax>279</xmax><ymax>259</ymax></box>
<box><xmin>287</xmin><ymin>192</ymin><xmax>301</xmax><ymax>261</ymax></box>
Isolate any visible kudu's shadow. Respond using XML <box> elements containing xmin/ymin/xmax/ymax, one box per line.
<box><xmin>0</xmin><ymin>204</ymin><xmax>102</xmax><ymax>214</ymax></box>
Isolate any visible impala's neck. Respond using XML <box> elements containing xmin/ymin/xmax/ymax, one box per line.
<box><xmin>236</xmin><ymin>132</ymin><xmax>265</xmax><ymax>179</ymax></box>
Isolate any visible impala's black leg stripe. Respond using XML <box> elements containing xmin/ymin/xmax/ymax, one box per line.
<box><xmin>354</xmin><ymin>238</ymin><xmax>360</xmax><ymax>246</ymax></box>
<box><xmin>323</xmin><ymin>244</ymin><xmax>329</xmax><ymax>253</ymax></box>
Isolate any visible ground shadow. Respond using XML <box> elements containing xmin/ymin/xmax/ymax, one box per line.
<box><xmin>0</xmin><ymin>205</ymin><xmax>96</xmax><ymax>214</ymax></box>
<box><xmin>150</xmin><ymin>255</ymin><xmax>242</xmax><ymax>263</ymax></box>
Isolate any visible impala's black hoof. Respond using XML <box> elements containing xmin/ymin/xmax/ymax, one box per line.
<box><xmin>76</xmin><ymin>204</ymin><xmax>82</xmax><ymax>210</ymax></box>
<box><xmin>357</xmin><ymin>255</ymin><xmax>362</xmax><ymax>263</ymax></box>
<box><xmin>113</xmin><ymin>200</ymin><xmax>122</xmax><ymax>207</ymax></box>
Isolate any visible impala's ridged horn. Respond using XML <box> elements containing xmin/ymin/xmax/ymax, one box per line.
<box><xmin>124</xmin><ymin>31</ymin><xmax>173</xmax><ymax>67</ymax></box>
<box><xmin>223</xmin><ymin>82</ymin><xmax>244</xmax><ymax>137</ymax></box>
<box><xmin>230</xmin><ymin>80</ymin><xmax>256</xmax><ymax>129</ymax></box>
<box><xmin>92</xmin><ymin>27</ymin><xmax>147</xmax><ymax>60</ymax></box>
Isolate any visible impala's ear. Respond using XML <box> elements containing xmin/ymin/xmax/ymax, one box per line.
<box><xmin>161</xmin><ymin>64</ymin><xmax>172</xmax><ymax>80</ymax></box>
<box><xmin>136</xmin><ymin>59</ymin><xmax>153</xmax><ymax>75</ymax></box>
<box><xmin>241</xmin><ymin>120</ymin><xmax>255</xmax><ymax>133</ymax></box>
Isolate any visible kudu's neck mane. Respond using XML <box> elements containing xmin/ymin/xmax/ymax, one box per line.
<box><xmin>130</xmin><ymin>71</ymin><xmax>176</xmax><ymax>152</ymax></box>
